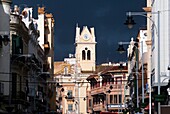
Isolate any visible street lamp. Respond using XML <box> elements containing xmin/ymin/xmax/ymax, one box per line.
<box><xmin>124</xmin><ymin>11</ymin><xmax>160</xmax><ymax>114</ymax></box>
<box><xmin>117</xmin><ymin>43</ymin><xmax>126</xmax><ymax>54</ymax></box>
<box><xmin>124</xmin><ymin>14</ymin><xmax>136</xmax><ymax>29</ymax></box>
<box><xmin>117</xmin><ymin>39</ymin><xmax>144</xmax><ymax>113</ymax></box>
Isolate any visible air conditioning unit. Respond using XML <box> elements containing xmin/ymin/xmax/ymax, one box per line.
<box><xmin>0</xmin><ymin>82</ymin><xmax>4</xmax><ymax>95</ymax></box>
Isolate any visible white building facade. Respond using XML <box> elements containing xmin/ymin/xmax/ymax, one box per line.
<box><xmin>0</xmin><ymin>0</ymin><xmax>12</xmax><ymax>96</ymax></box>
<box><xmin>151</xmin><ymin>0</ymin><xmax>170</xmax><ymax>87</ymax></box>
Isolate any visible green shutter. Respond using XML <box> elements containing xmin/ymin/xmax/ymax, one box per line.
<box><xmin>12</xmin><ymin>35</ymin><xmax>23</xmax><ymax>54</ymax></box>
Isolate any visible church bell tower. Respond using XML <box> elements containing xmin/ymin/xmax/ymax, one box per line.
<box><xmin>75</xmin><ymin>24</ymin><xmax>96</xmax><ymax>72</ymax></box>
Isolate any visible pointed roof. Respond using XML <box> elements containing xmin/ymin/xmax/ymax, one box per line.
<box><xmin>54</xmin><ymin>61</ymin><xmax>74</xmax><ymax>75</ymax></box>
<box><xmin>80</xmin><ymin>26</ymin><xmax>91</xmax><ymax>36</ymax></box>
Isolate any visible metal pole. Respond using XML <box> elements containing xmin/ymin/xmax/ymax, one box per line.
<box><xmin>157</xmin><ymin>11</ymin><xmax>161</xmax><ymax>114</ymax></box>
<box><xmin>124</xmin><ymin>84</ymin><xmax>126</xmax><ymax>112</ymax></box>
<box><xmin>149</xmin><ymin>54</ymin><xmax>152</xmax><ymax>114</ymax></box>
<box><xmin>136</xmin><ymin>47</ymin><xmax>139</xmax><ymax>114</ymax></box>
<box><xmin>106</xmin><ymin>93</ymin><xmax>108</xmax><ymax>111</ymax></box>
<box><xmin>149</xmin><ymin>82</ymin><xmax>151</xmax><ymax>114</ymax></box>
<box><xmin>141</xmin><ymin>41</ymin><xmax>144</xmax><ymax>114</ymax></box>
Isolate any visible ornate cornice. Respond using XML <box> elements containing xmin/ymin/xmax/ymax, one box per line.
<box><xmin>45</xmin><ymin>13</ymin><xmax>53</xmax><ymax>18</ymax></box>
<box><xmin>38</xmin><ymin>7</ymin><xmax>45</xmax><ymax>14</ymax></box>
<box><xmin>146</xmin><ymin>40</ymin><xmax>152</xmax><ymax>45</ymax></box>
<box><xmin>143</xmin><ymin>7</ymin><xmax>151</xmax><ymax>12</ymax></box>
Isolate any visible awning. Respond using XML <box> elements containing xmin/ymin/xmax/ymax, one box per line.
<box><xmin>86</xmin><ymin>74</ymin><xmax>98</xmax><ymax>81</ymax></box>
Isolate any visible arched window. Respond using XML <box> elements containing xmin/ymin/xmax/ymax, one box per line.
<box><xmin>87</xmin><ymin>50</ymin><xmax>91</xmax><ymax>60</ymax></box>
<box><xmin>82</xmin><ymin>50</ymin><xmax>86</xmax><ymax>60</ymax></box>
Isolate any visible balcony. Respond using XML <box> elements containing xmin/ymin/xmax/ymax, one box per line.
<box><xmin>66</xmin><ymin>96</ymin><xmax>74</xmax><ymax>99</ymax></box>
<box><xmin>65</xmin><ymin>96</ymin><xmax>74</xmax><ymax>101</ymax></box>
<box><xmin>5</xmin><ymin>91</ymin><xmax>31</xmax><ymax>106</ymax></box>
<box><xmin>91</xmin><ymin>84</ymin><xmax>124</xmax><ymax>95</ymax></box>
<box><xmin>90</xmin><ymin>86</ymin><xmax>105</xmax><ymax>95</ymax></box>
<box><xmin>93</xmin><ymin>103</ymin><xmax>105</xmax><ymax>111</ymax></box>
<box><xmin>108</xmin><ymin>84</ymin><xmax>123</xmax><ymax>90</ymax></box>
<box><xmin>66</xmin><ymin>110</ymin><xmax>76</xmax><ymax>114</ymax></box>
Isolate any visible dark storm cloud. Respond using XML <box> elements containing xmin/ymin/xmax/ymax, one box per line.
<box><xmin>12</xmin><ymin>0</ymin><xmax>146</xmax><ymax>64</ymax></box>
<box><xmin>94</xmin><ymin>6</ymin><xmax>112</xmax><ymax>17</ymax></box>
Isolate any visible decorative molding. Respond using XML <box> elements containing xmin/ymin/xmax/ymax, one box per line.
<box><xmin>38</xmin><ymin>7</ymin><xmax>45</xmax><ymax>14</ymax></box>
<box><xmin>143</xmin><ymin>7</ymin><xmax>151</xmax><ymax>12</ymax></box>
<box><xmin>45</xmin><ymin>13</ymin><xmax>53</xmax><ymax>18</ymax></box>
<box><xmin>146</xmin><ymin>40</ymin><xmax>152</xmax><ymax>45</ymax></box>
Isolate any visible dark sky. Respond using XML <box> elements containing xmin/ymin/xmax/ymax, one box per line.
<box><xmin>12</xmin><ymin>0</ymin><xmax>146</xmax><ymax>64</ymax></box>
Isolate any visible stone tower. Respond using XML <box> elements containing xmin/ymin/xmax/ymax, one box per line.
<box><xmin>75</xmin><ymin>24</ymin><xmax>96</xmax><ymax>72</ymax></box>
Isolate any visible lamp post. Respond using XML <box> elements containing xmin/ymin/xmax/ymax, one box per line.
<box><xmin>124</xmin><ymin>11</ymin><xmax>160</xmax><ymax>114</ymax></box>
<box><xmin>117</xmin><ymin>39</ymin><xmax>144</xmax><ymax>113</ymax></box>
